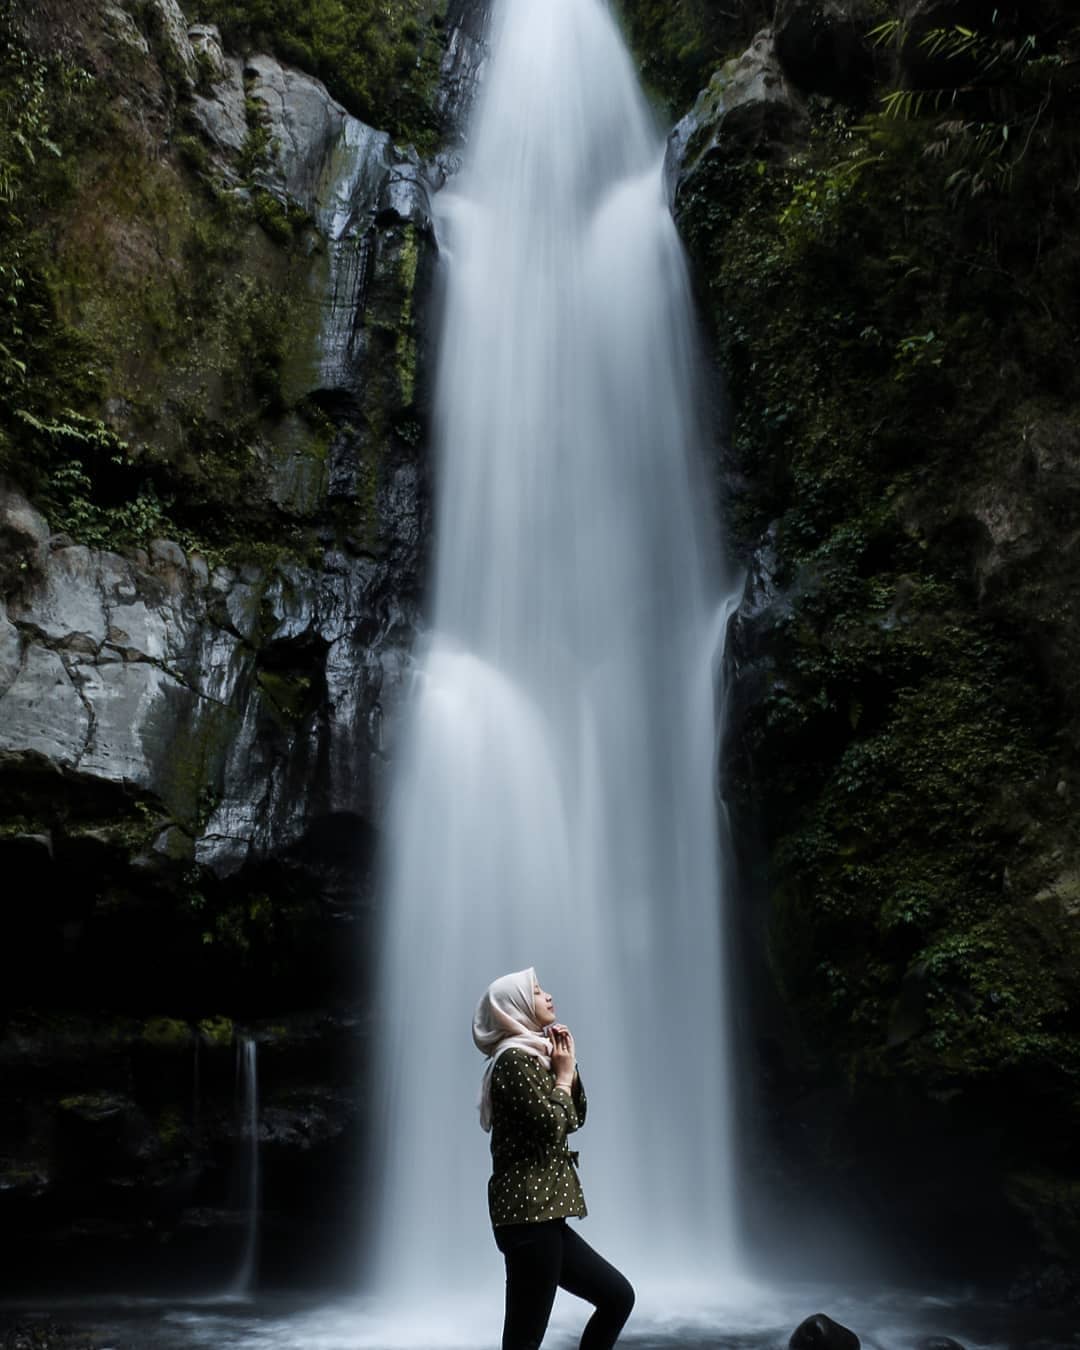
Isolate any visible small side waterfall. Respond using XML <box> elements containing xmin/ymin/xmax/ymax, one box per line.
<box><xmin>229</xmin><ymin>1036</ymin><xmax>260</xmax><ymax>1299</ymax></box>
<box><xmin>369</xmin><ymin>0</ymin><xmax>743</xmax><ymax>1326</ymax></box>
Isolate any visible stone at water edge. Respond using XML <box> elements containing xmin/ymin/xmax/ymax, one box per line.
<box><xmin>789</xmin><ymin>1313</ymin><xmax>860</xmax><ymax>1350</ymax></box>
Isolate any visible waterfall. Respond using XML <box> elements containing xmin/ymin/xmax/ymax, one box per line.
<box><xmin>370</xmin><ymin>0</ymin><xmax>741</xmax><ymax>1322</ymax></box>
<box><xmin>230</xmin><ymin>1036</ymin><xmax>260</xmax><ymax>1299</ymax></box>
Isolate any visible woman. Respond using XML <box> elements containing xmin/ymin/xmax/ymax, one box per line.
<box><xmin>473</xmin><ymin>968</ymin><xmax>635</xmax><ymax>1350</ymax></box>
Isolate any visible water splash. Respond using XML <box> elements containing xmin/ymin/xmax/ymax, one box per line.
<box><xmin>370</xmin><ymin>0</ymin><xmax>742</xmax><ymax>1318</ymax></box>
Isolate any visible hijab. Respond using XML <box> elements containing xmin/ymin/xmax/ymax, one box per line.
<box><xmin>473</xmin><ymin>966</ymin><xmax>552</xmax><ymax>1131</ymax></box>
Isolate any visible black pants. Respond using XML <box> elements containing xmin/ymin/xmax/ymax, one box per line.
<box><xmin>493</xmin><ymin>1219</ymin><xmax>635</xmax><ymax>1350</ymax></box>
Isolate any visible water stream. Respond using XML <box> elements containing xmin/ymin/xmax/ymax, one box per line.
<box><xmin>229</xmin><ymin>1037</ymin><xmax>261</xmax><ymax>1300</ymax></box>
<box><xmin>370</xmin><ymin>0</ymin><xmax>742</xmax><ymax>1321</ymax></box>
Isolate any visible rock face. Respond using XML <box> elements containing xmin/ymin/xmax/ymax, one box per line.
<box><xmin>0</xmin><ymin>1011</ymin><xmax>367</xmax><ymax>1293</ymax></box>
<box><xmin>661</xmin><ymin>3</ymin><xmax>1080</xmax><ymax>1289</ymax></box>
<box><xmin>667</xmin><ymin>28</ymin><xmax>805</xmax><ymax>199</ymax></box>
<box><xmin>436</xmin><ymin>0</ymin><xmax>494</xmax><ymax>145</ymax></box>
<box><xmin>0</xmin><ymin>0</ymin><xmax>494</xmax><ymax>1285</ymax></box>
<box><xmin>0</xmin><ymin>17</ymin><xmax>434</xmax><ymax>982</ymax></box>
<box><xmin>189</xmin><ymin>26</ymin><xmax>247</xmax><ymax>158</ymax></box>
<box><xmin>0</xmin><ymin>494</ymin><xmax>411</xmax><ymax>878</ymax></box>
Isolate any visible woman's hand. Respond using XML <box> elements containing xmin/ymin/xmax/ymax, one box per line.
<box><xmin>549</xmin><ymin>1025</ymin><xmax>576</xmax><ymax>1091</ymax></box>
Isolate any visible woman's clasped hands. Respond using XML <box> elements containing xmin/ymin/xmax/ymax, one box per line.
<box><xmin>548</xmin><ymin>1023</ymin><xmax>576</xmax><ymax>1090</ymax></box>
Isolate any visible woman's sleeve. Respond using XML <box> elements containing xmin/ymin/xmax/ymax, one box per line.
<box><xmin>572</xmin><ymin>1072</ymin><xmax>587</xmax><ymax>1127</ymax></box>
<box><xmin>492</xmin><ymin>1053</ymin><xmax>582</xmax><ymax>1144</ymax></box>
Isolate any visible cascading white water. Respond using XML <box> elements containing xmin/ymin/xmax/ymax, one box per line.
<box><xmin>230</xmin><ymin>1037</ymin><xmax>260</xmax><ymax>1299</ymax></box>
<box><xmin>370</xmin><ymin>0</ymin><xmax>742</xmax><ymax>1323</ymax></box>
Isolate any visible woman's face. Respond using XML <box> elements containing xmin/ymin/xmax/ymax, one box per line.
<box><xmin>532</xmin><ymin>978</ymin><xmax>556</xmax><ymax>1027</ymax></box>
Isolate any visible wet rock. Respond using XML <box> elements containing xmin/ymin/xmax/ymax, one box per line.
<box><xmin>0</xmin><ymin>480</ymin><xmax>49</xmax><ymax>589</ymax></box>
<box><xmin>1033</xmin><ymin>867</ymin><xmax>1080</xmax><ymax>917</ymax></box>
<box><xmin>0</xmin><ymin>601</ymin><xmax>21</xmax><ymax>697</ymax></box>
<box><xmin>233</xmin><ymin>52</ymin><xmax>436</xmax><ymax>401</ymax></box>
<box><xmin>668</xmin><ymin>29</ymin><xmax>806</xmax><ymax>197</ymax></box>
<box><xmin>0</xmin><ymin>645</ymin><xmax>90</xmax><ymax>768</ymax></box>
<box><xmin>102</xmin><ymin>2</ymin><xmax>151</xmax><ymax>59</ymax></box>
<box><xmin>7</xmin><ymin>546</ymin><xmax>107</xmax><ymax>651</ymax></box>
<box><xmin>436</xmin><ymin>0</ymin><xmax>493</xmax><ymax>141</ymax></box>
<box><xmin>724</xmin><ymin>522</ymin><xmax>793</xmax><ymax>736</ymax></box>
<box><xmin>0</xmin><ymin>1318</ymin><xmax>95</xmax><ymax>1350</ymax></box>
<box><xmin>736</xmin><ymin>521</ymin><xmax>786</xmax><ymax>626</ymax></box>
<box><xmin>260</xmin><ymin>1094</ymin><xmax>356</xmax><ymax>1152</ymax></box>
<box><xmin>188</xmin><ymin>23</ymin><xmax>227</xmax><ymax>80</ymax></box>
<box><xmin>245</xmin><ymin>53</ymin><xmax>371</xmax><ymax>212</ymax></box>
<box><xmin>9</xmin><ymin>830</ymin><xmax>53</xmax><ymax>860</ymax></box>
<box><xmin>380</xmin><ymin>148</ymin><xmax>434</xmax><ymax>228</ymax></box>
<box><xmin>150</xmin><ymin>824</ymin><xmax>194</xmax><ymax>864</ymax></box>
<box><xmin>188</xmin><ymin>553</ymin><xmax>210</xmax><ymax>588</ymax></box>
<box><xmin>149</xmin><ymin>536</ymin><xmax>188</xmax><ymax>584</ymax></box>
<box><xmin>143</xmin><ymin>0</ymin><xmax>198</xmax><ymax>87</ymax></box>
<box><xmin>74</xmin><ymin>660</ymin><xmax>190</xmax><ymax>790</ymax></box>
<box><xmin>189</xmin><ymin>27</ymin><xmax>247</xmax><ymax>162</ymax></box>
<box><xmin>0</xmin><ymin>543</ymin><xmax>240</xmax><ymax>816</ymax></box>
<box><xmin>0</xmin><ymin>0</ymin><xmax>435</xmax><ymax>1287</ymax></box>
<box><xmin>789</xmin><ymin>1313</ymin><xmax>861</xmax><ymax>1350</ymax></box>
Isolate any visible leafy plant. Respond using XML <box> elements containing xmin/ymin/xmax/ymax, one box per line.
<box><xmin>869</xmin><ymin>10</ymin><xmax>1072</xmax><ymax>197</ymax></box>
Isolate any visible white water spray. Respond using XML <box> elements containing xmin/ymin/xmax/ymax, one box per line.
<box><xmin>370</xmin><ymin>0</ymin><xmax>742</xmax><ymax>1319</ymax></box>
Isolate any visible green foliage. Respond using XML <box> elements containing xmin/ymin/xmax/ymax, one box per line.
<box><xmin>187</xmin><ymin>0</ymin><xmax>446</xmax><ymax>150</ymax></box>
<box><xmin>251</xmin><ymin>188</ymin><xmax>311</xmax><ymax>246</ymax></box>
<box><xmin>184</xmin><ymin>867</ymin><xmax>314</xmax><ymax>959</ymax></box>
<box><xmin>0</xmin><ymin>15</ymin><xmax>94</xmax><ymax>401</ymax></box>
<box><xmin>680</xmin><ymin>62</ymin><xmax>1080</xmax><ymax>1108</ymax></box>
<box><xmin>9</xmin><ymin>408</ymin><xmax>214</xmax><ymax>554</ymax></box>
<box><xmin>615</xmin><ymin>0</ymin><xmax>767</xmax><ymax>111</ymax></box>
<box><xmin>872</xmin><ymin>8</ymin><xmax>1076</xmax><ymax>198</ymax></box>
<box><xmin>0</xmin><ymin>17</ymin><xmax>311</xmax><ymax>561</ymax></box>
<box><xmin>238</xmin><ymin>93</ymin><xmax>275</xmax><ymax>179</ymax></box>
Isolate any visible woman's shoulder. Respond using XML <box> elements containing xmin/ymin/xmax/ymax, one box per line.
<box><xmin>493</xmin><ymin>1048</ymin><xmax>543</xmax><ymax>1074</ymax></box>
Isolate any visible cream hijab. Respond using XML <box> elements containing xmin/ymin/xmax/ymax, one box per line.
<box><xmin>473</xmin><ymin>966</ymin><xmax>552</xmax><ymax>1132</ymax></box>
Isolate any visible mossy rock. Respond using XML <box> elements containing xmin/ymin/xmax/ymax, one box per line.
<box><xmin>140</xmin><ymin>1017</ymin><xmax>194</xmax><ymax>1051</ymax></box>
<box><xmin>197</xmin><ymin>1015</ymin><xmax>234</xmax><ymax>1047</ymax></box>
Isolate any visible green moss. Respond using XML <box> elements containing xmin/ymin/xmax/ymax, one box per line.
<box><xmin>394</xmin><ymin>224</ymin><xmax>419</xmax><ymax>407</ymax></box>
<box><xmin>678</xmin><ymin>18</ymin><xmax>1080</xmax><ymax>1139</ymax></box>
<box><xmin>197</xmin><ymin>1015</ymin><xmax>234</xmax><ymax>1046</ymax></box>
<box><xmin>186</xmin><ymin>0</ymin><xmax>448</xmax><ymax>151</ymax></box>
<box><xmin>252</xmin><ymin>189</ymin><xmax>312</xmax><ymax>246</ymax></box>
<box><xmin>614</xmin><ymin>0</ymin><xmax>755</xmax><ymax>113</ymax></box>
<box><xmin>57</xmin><ymin>1092</ymin><xmax>126</xmax><ymax>1118</ymax></box>
<box><xmin>141</xmin><ymin>1017</ymin><xmax>193</xmax><ymax>1049</ymax></box>
<box><xmin>0</xmin><ymin>7</ymin><xmax>331</xmax><ymax>561</ymax></box>
<box><xmin>146</xmin><ymin>697</ymin><xmax>238</xmax><ymax>829</ymax></box>
<box><xmin>155</xmin><ymin>1106</ymin><xmax>186</xmax><ymax>1150</ymax></box>
<box><xmin>66</xmin><ymin>802</ymin><xmax>159</xmax><ymax>853</ymax></box>
<box><xmin>0</xmin><ymin>815</ymin><xmax>50</xmax><ymax>838</ymax></box>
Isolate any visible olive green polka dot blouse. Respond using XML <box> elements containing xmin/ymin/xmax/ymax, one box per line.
<box><xmin>488</xmin><ymin>1048</ymin><xmax>588</xmax><ymax>1226</ymax></box>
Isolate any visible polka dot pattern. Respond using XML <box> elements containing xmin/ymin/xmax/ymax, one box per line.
<box><xmin>488</xmin><ymin>1049</ymin><xmax>588</xmax><ymax>1226</ymax></box>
